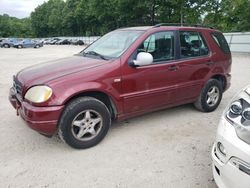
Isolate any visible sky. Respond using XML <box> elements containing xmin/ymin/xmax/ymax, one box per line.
<box><xmin>0</xmin><ymin>0</ymin><xmax>47</xmax><ymax>18</ymax></box>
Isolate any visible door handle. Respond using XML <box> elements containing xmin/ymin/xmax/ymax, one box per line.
<box><xmin>168</xmin><ymin>65</ymin><xmax>179</xmax><ymax>71</ymax></box>
<box><xmin>206</xmin><ymin>60</ymin><xmax>214</xmax><ymax>66</ymax></box>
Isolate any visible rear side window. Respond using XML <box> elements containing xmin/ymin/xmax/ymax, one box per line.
<box><xmin>211</xmin><ymin>32</ymin><xmax>230</xmax><ymax>54</ymax></box>
<box><xmin>179</xmin><ymin>31</ymin><xmax>209</xmax><ymax>58</ymax></box>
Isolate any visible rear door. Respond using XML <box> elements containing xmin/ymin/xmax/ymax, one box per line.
<box><xmin>172</xmin><ymin>30</ymin><xmax>212</xmax><ymax>102</ymax></box>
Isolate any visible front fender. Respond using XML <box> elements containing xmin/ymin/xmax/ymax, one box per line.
<box><xmin>47</xmin><ymin>81</ymin><xmax>123</xmax><ymax>115</ymax></box>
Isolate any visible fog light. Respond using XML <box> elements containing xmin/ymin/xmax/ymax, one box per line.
<box><xmin>217</xmin><ymin>142</ymin><xmax>226</xmax><ymax>156</ymax></box>
<box><xmin>242</xmin><ymin>108</ymin><xmax>250</xmax><ymax>121</ymax></box>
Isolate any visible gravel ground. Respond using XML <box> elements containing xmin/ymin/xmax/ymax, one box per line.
<box><xmin>0</xmin><ymin>46</ymin><xmax>249</xmax><ymax>188</ymax></box>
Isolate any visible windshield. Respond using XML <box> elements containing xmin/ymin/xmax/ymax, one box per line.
<box><xmin>82</xmin><ymin>30</ymin><xmax>144</xmax><ymax>59</ymax></box>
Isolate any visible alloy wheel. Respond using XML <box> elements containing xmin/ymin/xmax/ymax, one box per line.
<box><xmin>71</xmin><ymin>110</ymin><xmax>103</xmax><ymax>141</ymax></box>
<box><xmin>206</xmin><ymin>86</ymin><xmax>220</xmax><ymax>107</ymax></box>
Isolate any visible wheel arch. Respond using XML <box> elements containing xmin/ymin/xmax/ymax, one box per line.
<box><xmin>211</xmin><ymin>74</ymin><xmax>227</xmax><ymax>91</ymax></box>
<box><xmin>63</xmin><ymin>91</ymin><xmax>118</xmax><ymax>120</ymax></box>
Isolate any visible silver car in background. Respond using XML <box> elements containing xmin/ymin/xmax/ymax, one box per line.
<box><xmin>13</xmin><ymin>39</ymin><xmax>43</xmax><ymax>49</ymax></box>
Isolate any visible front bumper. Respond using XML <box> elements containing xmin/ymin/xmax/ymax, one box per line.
<box><xmin>9</xmin><ymin>87</ymin><xmax>64</xmax><ymax>136</ymax></box>
<box><xmin>212</xmin><ymin>117</ymin><xmax>250</xmax><ymax>188</ymax></box>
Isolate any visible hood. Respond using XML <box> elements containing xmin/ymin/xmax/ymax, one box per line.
<box><xmin>16</xmin><ymin>55</ymin><xmax>110</xmax><ymax>88</ymax></box>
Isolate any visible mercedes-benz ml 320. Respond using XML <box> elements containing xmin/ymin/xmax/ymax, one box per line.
<box><xmin>9</xmin><ymin>25</ymin><xmax>232</xmax><ymax>148</ymax></box>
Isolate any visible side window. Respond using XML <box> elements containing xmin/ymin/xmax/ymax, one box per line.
<box><xmin>211</xmin><ymin>32</ymin><xmax>230</xmax><ymax>54</ymax></box>
<box><xmin>180</xmin><ymin>31</ymin><xmax>209</xmax><ymax>58</ymax></box>
<box><xmin>137</xmin><ymin>31</ymin><xmax>175</xmax><ymax>63</ymax></box>
<box><xmin>143</xmin><ymin>35</ymin><xmax>155</xmax><ymax>53</ymax></box>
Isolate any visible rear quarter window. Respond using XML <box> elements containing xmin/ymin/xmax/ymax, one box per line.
<box><xmin>211</xmin><ymin>32</ymin><xmax>230</xmax><ymax>54</ymax></box>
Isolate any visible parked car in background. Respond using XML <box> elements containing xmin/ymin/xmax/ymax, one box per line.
<box><xmin>39</xmin><ymin>38</ymin><xmax>48</xmax><ymax>44</ymax></box>
<box><xmin>1</xmin><ymin>38</ymin><xmax>19</xmax><ymax>48</ymax></box>
<box><xmin>13</xmin><ymin>39</ymin><xmax>43</xmax><ymax>49</ymax></box>
<box><xmin>44</xmin><ymin>39</ymin><xmax>53</xmax><ymax>45</ymax></box>
<box><xmin>68</xmin><ymin>39</ymin><xmax>75</xmax><ymax>44</ymax></box>
<box><xmin>77</xmin><ymin>39</ymin><xmax>84</xmax><ymax>45</ymax></box>
<box><xmin>56</xmin><ymin>39</ymin><xmax>71</xmax><ymax>45</ymax></box>
<box><xmin>9</xmin><ymin>24</ymin><xmax>231</xmax><ymax>149</ymax></box>
<box><xmin>212</xmin><ymin>85</ymin><xmax>250</xmax><ymax>188</ymax></box>
<box><xmin>70</xmin><ymin>39</ymin><xmax>84</xmax><ymax>45</ymax></box>
<box><xmin>49</xmin><ymin>38</ymin><xmax>61</xmax><ymax>45</ymax></box>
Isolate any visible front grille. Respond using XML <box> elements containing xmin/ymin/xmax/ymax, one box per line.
<box><xmin>13</xmin><ymin>76</ymin><xmax>23</xmax><ymax>95</ymax></box>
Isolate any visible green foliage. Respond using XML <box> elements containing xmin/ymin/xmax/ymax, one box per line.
<box><xmin>30</xmin><ymin>0</ymin><xmax>65</xmax><ymax>37</ymax></box>
<box><xmin>0</xmin><ymin>14</ymin><xmax>33</xmax><ymax>37</ymax></box>
<box><xmin>1</xmin><ymin>0</ymin><xmax>250</xmax><ymax>37</ymax></box>
<box><xmin>203</xmin><ymin>0</ymin><xmax>250</xmax><ymax>32</ymax></box>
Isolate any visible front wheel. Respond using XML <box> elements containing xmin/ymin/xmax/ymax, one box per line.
<box><xmin>3</xmin><ymin>44</ymin><xmax>10</xmax><ymax>48</ymax></box>
<box><xmin>194</xmin><ymin>79</ymin><xmax>223</xmax><ymax>112</ymax></box>
<box><xmin>58</xmin><ymin>97</ymin><xmax>111</xmax><ymax>149</ymax></box>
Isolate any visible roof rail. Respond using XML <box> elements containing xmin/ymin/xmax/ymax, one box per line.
<box><xmin>153</xmin><ymin>23</ymin><xmax>215</xmax><ymax>29</ymax></box>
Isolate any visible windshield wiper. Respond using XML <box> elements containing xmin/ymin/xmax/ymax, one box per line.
<box><xmin>83</xmin><ymin>51</ymin><xmax>108</xmax><ymax>60</ymax></box>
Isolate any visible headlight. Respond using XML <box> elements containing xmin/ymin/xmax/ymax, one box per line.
<box><xmin>225</xmin><ymin>85</ymin><xmax>250</xmax><ymax>144</ymax></box>
<box><xmin>24</xmin><ymin>86</ymin><xmax>52</xmax><ymax>103</ymax></box>
<box><xmin>230</xmin><ymin>100</ymin><xmax>243</xmax><ymax>115</ymax></box>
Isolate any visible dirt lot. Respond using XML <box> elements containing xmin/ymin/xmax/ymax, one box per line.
<box><xmin>0</xmin><ymin>46</ymin><xmax>249</xmax><ymax>188</ymax></box>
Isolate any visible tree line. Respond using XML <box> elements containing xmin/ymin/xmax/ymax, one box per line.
<box><xmin>0</xmin><ymin>14</ymin><xmax>32</xmax><ymax>37</ymax></box>
<box><xmin>0</xmin><ymin>0</ymin><xmax>250</xmax><ymax>38</ymax></box>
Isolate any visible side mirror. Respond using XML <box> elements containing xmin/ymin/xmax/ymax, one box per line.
<box><xmin>133</xmin><ymin>52</ymin><xmax>153</xmax><ymax>67</ymax></box>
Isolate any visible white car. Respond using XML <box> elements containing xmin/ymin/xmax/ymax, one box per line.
<box><xmin>212</xmin><ymin>85</ymin><xmax>250</xmax><ymax>188</ymax></box>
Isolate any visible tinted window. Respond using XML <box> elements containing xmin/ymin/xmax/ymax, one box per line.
<box><xmin>138</xmin><ymin>31</ymin><xmax>175</xmax><ymax>63</ymax></box>
<box><xmin>180</xmin><ymin>31</ymin><xmax>209</xmax><ymax>58</ymax></box>
<box><xmin>211</xmin><ymin>32</ymin><xmax>230</xmax><ymax>54</ymax></box>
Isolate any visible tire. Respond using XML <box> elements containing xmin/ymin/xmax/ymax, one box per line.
<box><xmin>18</xmin><ymin>45</ymin><xmax>23</xmax><ymax>49</ymax></box>
<box><xmin>58</xmin><ymin>97</ymin><xmax>111</xmax><ymax>149</ymax></box>
<box><xmin>194</xmin><ymin>79</ymin><xmax>223</xmax><ymax>112</ymax></box>
<box><xmin>34</xmin><ymin>45</ymin><xmax>40</xmax><ymax>48</ymax></box>
<box><xmin>3</xmin><ymin>44</ymin><xmax>10</xmax><ymax>48</ymax></box>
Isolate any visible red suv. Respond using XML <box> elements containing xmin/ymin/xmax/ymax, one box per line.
<box><xmin>9</xmin><ymin>25</ymin><xmax>231</xmax><ymax>149</ymax></box>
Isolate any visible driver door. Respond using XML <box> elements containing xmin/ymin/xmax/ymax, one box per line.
<box><xmin>121</xmin><ymin>31</ymin><xmax>180</xmax><ymax>114</ymax></box>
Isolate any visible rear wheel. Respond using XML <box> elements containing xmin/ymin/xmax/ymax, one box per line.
<box><xmin>34</xmin><ymin>45</ymin><xmax>40</xmax><ymax>48</ymax></box>
<box><xmin>194</xmin><ymin>79</ymin><xmax>223</xmax><ymax>112</ymax></box>
<box><xmin>18</xmin><ymin>45</ymin><xmax>23</xmax><ymax>49</ymax></box>
<box><xmin>58</xmin><ymin>97</ymin><xmax>111</xmax><ymax>149</ymax></box>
